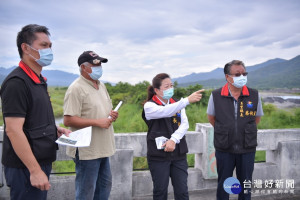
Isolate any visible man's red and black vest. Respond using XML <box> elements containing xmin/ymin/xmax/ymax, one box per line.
<box><xmin>0</xmin><ymin>61</ymin><xmax>58</xmax><ymax>168</ymax></box>
<box><xmin>212</xmin><ymin>83</ymin><xmax>258</xmax><ymax>154</ymax></box>
<box><xmin>142</xmin><ymin>95</ymin><xmax>188</xmax><ymax>161</ymax></box>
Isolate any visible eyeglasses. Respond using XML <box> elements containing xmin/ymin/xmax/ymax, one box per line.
<box><xmin>229</xmin><ymin>72</ymin><xmax>248</xmax><ymax>77</ymax></box>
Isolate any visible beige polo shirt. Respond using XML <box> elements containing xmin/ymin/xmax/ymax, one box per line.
<box><xmin>64</xmin><ymin>75</ymin><xmax>115</xmax><ymax>160</ymax></box>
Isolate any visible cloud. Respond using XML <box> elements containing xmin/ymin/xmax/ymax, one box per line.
<box><xmin>0</xmin><ymin>0</ymin><xmax>300</xmax><ymax>83</ymax></box>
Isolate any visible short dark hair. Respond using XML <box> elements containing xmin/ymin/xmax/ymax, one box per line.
<box><xmin>16</xmin><ymin>24</ymin><xmax>50</xmax><ymax>58</ymax></box>
<box><xmin>224</xmin><ymin>60</ymin><xmax>245</xmax><ymax>75</ymax></box>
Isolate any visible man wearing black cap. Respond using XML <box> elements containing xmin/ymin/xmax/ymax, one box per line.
<box><xmin>63</xmin><ymin>51</ymin><xmax>118</xmax><ymax>200</ymax></box>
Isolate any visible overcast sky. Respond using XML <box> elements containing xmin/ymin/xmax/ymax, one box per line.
<box><xmin>0</xmin><ymin>0</ymin><xmax>299</xmax><ymax>84</ymax></box>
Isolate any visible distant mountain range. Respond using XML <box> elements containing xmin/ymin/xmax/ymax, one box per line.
<box><xmin>0</xmin><ymin>67</ymin><xmax>79</xmax><ymax>86</ymax></box>
<box><xmin>0</xmin><ymin>55</ymin><xmax>299</xmax><ymax>89</ymax></box>
<box><xmin>173</xmin><ymin>55</ymin><xmax>300</xmax><ymax>89</ymax></box>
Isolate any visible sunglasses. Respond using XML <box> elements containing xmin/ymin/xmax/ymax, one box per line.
<box><xmin>229</xmin><ymin>72</ymin><xmax>248</xmax><ymax>77</ymax></box>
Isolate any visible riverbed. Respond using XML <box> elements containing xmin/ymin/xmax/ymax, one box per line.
<box><xmin>260</xmin><ymin>91</ymin><xmax>300</xmax><ymax>109</ymax></box>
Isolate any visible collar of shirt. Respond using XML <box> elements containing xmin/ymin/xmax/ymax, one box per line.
<box><xmin>80</xmin><ymin>75</ymin><xmax>100</xmax><ymax>88</ymax></box>
<box><xmin>19</xmin><ymin>60</ymin><xmax>47</xmax><ymax>84</ymax></box>
<box><xmin>221</xmin><ymin>83</ymin><xmax>249</xmax><ymax>97</ymax></box>
<box><xmin>156</xmin><ymin>96</ymin><xmax>169</xmax><ymax>106</ymax></box>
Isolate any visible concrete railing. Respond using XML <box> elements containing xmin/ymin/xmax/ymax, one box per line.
<box><xmin>0</xmin><ymin>124</ymin><xmax>300</xmax><ymax>199</ymax></box>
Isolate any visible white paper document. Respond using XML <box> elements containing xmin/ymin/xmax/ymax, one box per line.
<box><xmin>56</xmin><ymin>126</ymin><xmax>92</xmax><ymax>147</ymax></box>
<box><xmin>155</xmin><ymin>136</ymin><xmax>169</xmax><ymax>150</ymax></box>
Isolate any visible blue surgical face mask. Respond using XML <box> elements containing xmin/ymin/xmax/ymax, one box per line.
<box><xmin>162</xmin><ymin>88</ymin><xmax>174</xmax><ymax>100</ymax></box>
<box><xmin>89</xmin><ymin>66</ymin><xmax>103</xmax><ymax>80</ymax></box>
<box><xmin>28</xmin><ymin>45</ymin><xmax>53</xmax><ymax>67</ymax></box>
<box><xmin>230</xmin><ymin>75</ymin><xmax>247</xmax><ymax>88</ymax></box>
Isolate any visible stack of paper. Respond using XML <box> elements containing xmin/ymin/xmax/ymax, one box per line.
<box><xmin>56</xmin><ymin>126</ymin><xmax>92</xmax><ymax>147</ymax></box>
<box><xmin>155</xmin><ymin>136</ymin><xmax>169</xmax><ymax>150</ymax></box>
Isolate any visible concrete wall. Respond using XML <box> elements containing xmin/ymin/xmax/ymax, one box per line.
<box><xmin>0</xmin><ymin>125</ymin><xmax>300</xmax><ymax>199</ymax></box>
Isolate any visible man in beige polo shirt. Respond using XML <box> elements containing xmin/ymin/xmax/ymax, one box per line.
<box><xmin>63</xmin><ymin>51</ymin><xmax>118</xmax><ymax>200</ymax></box>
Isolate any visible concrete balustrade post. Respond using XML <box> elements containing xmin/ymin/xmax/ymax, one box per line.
<box><xmin>195</xmin><ymin>123</ymin><xmax>217</xmax><ymax>180</ymax></box>
<box><xmin>275</xmin><ymin>141</ymin><xmax>300</xmax><ymax>182</ymax></box>
<box><xmin>110</xmin><ymin>149</ymin><xmax>134</xmax><ymax>200</ymax></box>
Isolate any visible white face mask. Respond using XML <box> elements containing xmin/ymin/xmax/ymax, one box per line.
<box><xmin>162</xmin><ymin>88</ymin><xmax>174</xmax><ymax>99</ymax></box>
<box><xmin>28</xmin><ymin>45</ymin><xmax>53</xmax><ymax>67</ymax></box>
<box><xmin>89</xmin><ymin>67</ymin><xmax>103</xmax><ymax>80</ymax></box>
<box><xmin>230</xmin><ymin>75</ymin><xmax>247</xmax><ymax>88</ymax></box>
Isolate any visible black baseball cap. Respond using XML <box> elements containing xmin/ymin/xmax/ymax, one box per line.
<box><xmin>78</xmin><ymin>51</ymin><xmax>108</xmax><ymax>66</ymax></box>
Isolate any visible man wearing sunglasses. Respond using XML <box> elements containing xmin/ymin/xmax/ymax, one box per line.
<box><xmin>207</xmin><ymin>60</ymin><xmax>264</xmax><ymax>200</ymax></box>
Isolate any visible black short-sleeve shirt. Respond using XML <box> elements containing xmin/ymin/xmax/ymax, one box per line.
<box><xmin>1</xmin><ymin>77</ymin><xmax>29</xmax><ymax>118</ymax></box>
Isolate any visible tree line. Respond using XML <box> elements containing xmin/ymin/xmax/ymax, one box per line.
<box><xmin>105</xmin><ymin>81</ymin><xmax>210</xmax><ymax>108</ymax></box>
